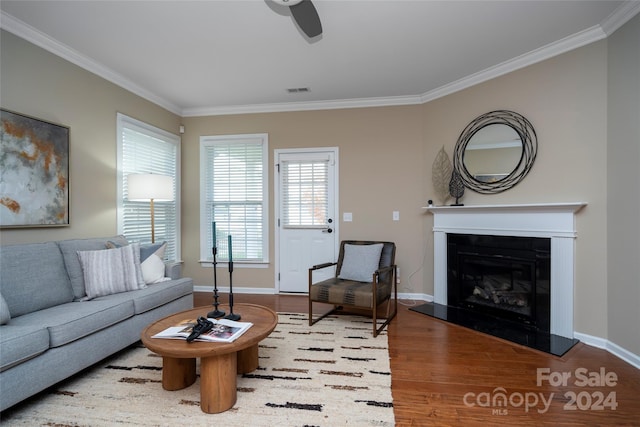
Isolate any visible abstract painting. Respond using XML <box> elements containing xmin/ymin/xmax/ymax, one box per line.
<box><xmin>0</xmin><ymin>109</ymin><xmax>70</xmax><ymax>227</ymax></box>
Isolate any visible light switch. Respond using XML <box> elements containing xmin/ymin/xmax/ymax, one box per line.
<box><xmin>343</xmin><ymin>212</ymin><xmax>353</xmax><ymax>222</ymax></box>
<box><xmin>393</xmin><ymin>211</ymin><xmax>400</xmax><ymax>221</ymax></box>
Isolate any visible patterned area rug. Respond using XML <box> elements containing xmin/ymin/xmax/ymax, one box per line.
<box><xmin>1</xmin><ymin>313</ymin><xmax>394</xmax><ymax>426</ymax></box>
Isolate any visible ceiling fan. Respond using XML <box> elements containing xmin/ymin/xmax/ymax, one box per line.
<box><xmin>272</xmin><ymin>0</ymin><xmax>323</xmax><ymax>38</ymax></box>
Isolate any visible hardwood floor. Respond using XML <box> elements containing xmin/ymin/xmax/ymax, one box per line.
<box><xmin>195</xmin><ymin>292</ymin><xmax>640</xmax><ymax>426</ymax></box>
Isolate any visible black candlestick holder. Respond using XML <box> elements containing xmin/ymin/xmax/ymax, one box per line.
<box><xmin>207</xmin><ymin>247</ymin><xmax>225</xmax><ymax>318</ymax></box>
<box><xmin>224</xmin><ymin>260</ymin><xmax>241</xmax><ymax>321</ymax></box>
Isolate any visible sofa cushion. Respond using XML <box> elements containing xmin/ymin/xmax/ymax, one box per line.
<box><xmin>0</xmin><ymin>325</ymin><xmax>50</xmax><ymax>372</ymax></box>
<box><xmin>8</xmin><ymin>300</ymin><xmax>135</xmax><ymax>348</ymax></box>
<box><xmin>0</xmin><ymin>294</ymin><xmax>10</xmax><ymax>325</ymax></box>
<box><xmin>94</xmin><ymin>278</ymin><xmax>193</xmax><ymax>315</ymax></box>
<box><xmin>57</xmin><ymin>236</ymin><xmax>129</xmax><ymax>300</ymax></box>
<box><xmin>77</xmin><ymin>245</ymin><xmax>145</xmax><ymax>299</ymax></box>
<box><xmin>0</xmin><ymin>242</ymin><xmax>74</xmax><ymax>317</ymax></box>
<box><xmin>338</xmin><ymin>243</ymin><xmax>384</xmax><ymax>282</ymax></box>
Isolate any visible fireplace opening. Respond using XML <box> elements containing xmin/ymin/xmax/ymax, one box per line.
<box><xmin>447</xmin><ymin>234</ymin><xmax>550</xmax><ymax>333</ymax></box>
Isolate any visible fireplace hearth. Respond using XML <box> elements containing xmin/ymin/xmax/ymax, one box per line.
<box><xmin>411</xmin><ymin>203</ymin><xmax>586</xmax><ymax>356</ymax></box>
<box><xmin>410</xmin><ymin>302</ymin><xmax>577</xmax><ymax>356</ymax></box>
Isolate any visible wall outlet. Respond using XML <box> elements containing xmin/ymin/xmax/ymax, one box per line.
<box><xmin>343</xmin><ymin>212</ymin><xmax>353</xmax><ymax>222</ymax></box>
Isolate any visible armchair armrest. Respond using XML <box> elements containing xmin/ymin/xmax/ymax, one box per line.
<box><xmin>374</xmin><ymin>264</ymin><xmax>397</xmax><ymax>283</ymax></box>
<box><xmin>310</xmin><ymin>261</ymin><xmax>337</xmax><ymax>271</ymax></box>
<box><xmin>375</xmin><ymin>265</ymin><xmax>396</xmax><ymax>275</ymax></box>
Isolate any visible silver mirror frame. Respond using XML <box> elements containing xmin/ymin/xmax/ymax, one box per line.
<box><xmin>453</xmin><ymin>110</ymin><xmax>537</xmax><ymax>194</ymax></box>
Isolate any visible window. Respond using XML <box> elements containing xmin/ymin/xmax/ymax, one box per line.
<box><xmin>200</xmin><ymin>134</ymin><xmax>268</xmax><ymax>265</ymax></box>
<box><xmin>117</xmin><ymin>113</ymin><xmax>180</xmax><ymax>261</ymax></box>
<box><xmin>281</xmin><ymin>159</ymin><xmax>329</xmax><ymax>228</ymax></box>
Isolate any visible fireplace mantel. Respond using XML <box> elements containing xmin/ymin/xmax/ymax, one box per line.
<box><xmin>424</xmin><ymin>202</ymin><xmax>587</xmax><ymax>339</ymax></box>
<box><xmin>424</xmin><ymin>202</ymin><xmax>587</xmax><ymax>238</ymax></box>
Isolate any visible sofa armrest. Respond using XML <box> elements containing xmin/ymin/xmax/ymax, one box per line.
<box><xmin>165</xmin><ymin>262</ymin><xmax>183</xmax><ymax>280</ymax></box>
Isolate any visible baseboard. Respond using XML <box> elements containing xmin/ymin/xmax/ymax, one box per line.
<box><xmin>194</xmin><ymin>288</ymin><xmax>435</xmax><ymax>299</ymax></box>
<box><xmin>574</xmin><ymin>332</ymin><xmax>640</xmax><ymax>369</ymax></box>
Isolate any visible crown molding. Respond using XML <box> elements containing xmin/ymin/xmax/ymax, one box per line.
<box><xmin>600</xmin><ymin>0</ymin><xmax>640</xmax><ymax>36</ymax></box>
<box><xmin>2</xmin><ymin>1</ymin><xmax>638</xmax><ymax>117</ymax></box>
<box><xmin>189</xmin><ymin>23</ymin><xmax>609</xmax><ymax>116</ymax></box>
<box><xmin>419</xmin><ymin>24</ymin><xmax>607</xmax><ymax>104</ymax></box>
<box><xmin>181</xmin><ymin>94</ymin><xmax>423</xmax><ymax>117</ymax></box>
<box><xmin>0</xmin><ymin>11</ymin><xmax>182</xmax><ymax>116</ymax></box>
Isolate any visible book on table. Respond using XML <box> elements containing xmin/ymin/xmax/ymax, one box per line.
<box><xmin>152</xmin><ymin>317</ymin><xmax>253</xmax><ymax>343</ymax></box>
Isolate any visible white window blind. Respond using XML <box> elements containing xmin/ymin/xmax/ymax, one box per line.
<box><xmin>117</xmin><ymin>113</ymin><xmax>180</xmax><ymax>261</ymax></box>
<box><xmin>281</xmin><ymin>159</ymin><xmax>329</xmax><ymax>228</ymax></box>
<box><xmin>200</xmin><ymin>134</ymin><xmax>268</xmax><ymax>263</ymax></box>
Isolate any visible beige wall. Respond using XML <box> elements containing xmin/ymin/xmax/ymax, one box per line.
<box><xmin>1</xmin><ymin>17</ymin><xmax>638</xmax><ymax>355</ymax></box>
<box><xmin>180</xmin><ymin>107</ymin><xmax>425</xmax><ymax>293</ymax></box>
<box><xmin>421</xmin><ymin>40</ymin><xmax>610</xmax><ymax>339</ymax></box>
<box><xmin>607</xmin><ymin>13</ymin><xmax>640</xmax><ymax>356</ymax></box>
<box><xmin>182</xmin><ymin>39</ymin><xmax>612</xmax><ymax>342</ymax></box>
<box><xmin>0</xmin><ymin>30</ymin><xmax>181</xmax><ymax>245</ymax></box>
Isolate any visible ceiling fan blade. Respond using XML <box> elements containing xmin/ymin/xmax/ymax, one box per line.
<box><xmin>289</xmin><ymin>0</ymin><xmax>322</xmax><ymax>38</ymax></box>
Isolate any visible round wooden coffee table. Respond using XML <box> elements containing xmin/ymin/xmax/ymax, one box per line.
<box><xmin>141</xmin><ymin>303</ymin><xmax>278</xmax><ymax>413</ymax></box>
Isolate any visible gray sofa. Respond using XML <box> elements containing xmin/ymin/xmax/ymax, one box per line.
<box><xmin>0</xmin><ymin>236</ymin><xmax>194</xmax><ymax>411</ymax></box>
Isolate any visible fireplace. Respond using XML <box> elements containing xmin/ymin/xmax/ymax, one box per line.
<box><xmin>411</xmin><ymin>203</ymin><xmax>586</xmax><ymax>356</ymax></box>
<box><xmin>447</xmin><ymin>234</ymin><xmax>550</xmax><ymax>332</ymax></box>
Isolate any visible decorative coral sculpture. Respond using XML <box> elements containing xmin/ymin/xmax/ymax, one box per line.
<box><xmin>431</xmin><ymin>146</ymin><xmax>453</xmax><ymax>205</ymax></box>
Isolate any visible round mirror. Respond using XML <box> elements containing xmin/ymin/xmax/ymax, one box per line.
<box><xmin>453</xmin><ymin>110</ymin><xmax>537</xmax><ymax>194</ymax></box>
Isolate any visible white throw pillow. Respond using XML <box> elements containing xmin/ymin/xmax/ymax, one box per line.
<box><xmin>77</xmin><ymin>245</ymin><xmax>143</xmax><ymax>299</ymax></box>
<box><xmin>338</xmin><ymin>243</ymin><xmax>384</xmax><ymax>282</ymax></box>
<box><xmin>140</xmin><ymin>242</ymin><xmax>168</xmax><ymax>284</ymax></box>
<box><xmin>141</xmin><ymin>254</ymin><xmax>168</xmax><ymax>284</ymax></box>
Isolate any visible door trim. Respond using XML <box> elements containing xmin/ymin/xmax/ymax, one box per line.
<box><xmin>274</xmin><ymin>147</ymin><xmax>339</xmax><ymax>293</ymax></box>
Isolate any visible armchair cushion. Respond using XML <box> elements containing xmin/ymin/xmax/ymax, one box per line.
<box><xmin>337</xmin><ymin>243</ymin><xmax>383</xmax><ymax>282</ymax></box>
<box><xmin>310</xmin><ymin>278</ymin><xmax>391</xmax><ymax>308</ymax></box>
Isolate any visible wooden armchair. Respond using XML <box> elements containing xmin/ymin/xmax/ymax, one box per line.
<box><xmin>308</xmin><ymin>240</ymin><xmax>397</xmax><ymax>337</ymax></box>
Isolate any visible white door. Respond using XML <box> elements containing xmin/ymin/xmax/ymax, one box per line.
<box><xmin>276</xmin><ymin>148</ymin><xmax>338</xmax><ymax>293</ymax></box>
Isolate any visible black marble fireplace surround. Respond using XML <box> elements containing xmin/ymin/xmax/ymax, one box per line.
<box><xmin>411</xmin><ymin>233</ymin><xmax>579</xmax><ymax>356</ymax></box>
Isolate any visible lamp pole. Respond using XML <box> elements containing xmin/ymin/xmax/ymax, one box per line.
<box><xmin>150</xmin><ymin>198</ymin><xmax>156</xmax><ymax>243</ymax></box>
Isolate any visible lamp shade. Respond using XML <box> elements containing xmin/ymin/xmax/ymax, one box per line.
<box><xmin>127</xmin><ymin>173</ymin><xmax>174</xmax><ymax>201</ymax></box>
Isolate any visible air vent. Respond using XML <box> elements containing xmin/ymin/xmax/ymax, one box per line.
<box><xmin>286</xmin><ymin>87</ymin><xmax>311</xmax><ymax>93</ymax></box>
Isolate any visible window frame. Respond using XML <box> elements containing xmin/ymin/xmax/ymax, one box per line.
<box><xmin>116</xmin><ymin>112</ymin><xmax>181</xmax><ymax>261</ymax></box>
<box><xmin>199</xmin><ymin>133</ymin><xmax>269</xmax><ymax>267</ymax></box>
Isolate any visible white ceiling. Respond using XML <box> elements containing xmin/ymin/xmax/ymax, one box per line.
<box><xmin>1</xmin><ymin>1</ymin><xmax>639</xmax><ymax>117</ymax></box>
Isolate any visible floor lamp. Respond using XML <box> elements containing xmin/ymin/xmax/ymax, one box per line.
<box><xmin>127</xmin><ymin>173</ymin><xmax>173</xmax><ymax>243</ymax></box>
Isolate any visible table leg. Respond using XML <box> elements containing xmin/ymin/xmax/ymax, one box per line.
<box><xmin>200</xmin><ymin>352</ymin><xmax>237</xmax><ymax>413</ymax></box>
<box><xmin>237</xmin><ymin>344</ymin><xmax>259</xmax><ymax>373</ymax></box>
<box><xmin>162</xmin><ymin>357</ymin><xmax>196</xmax><ymax>390</ymax></box>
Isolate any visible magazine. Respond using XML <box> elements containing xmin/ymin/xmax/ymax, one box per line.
<box><xmin>152</xmin><ymin>317</ymin><xmax>253</xmax><ymax>343</ymax></box>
